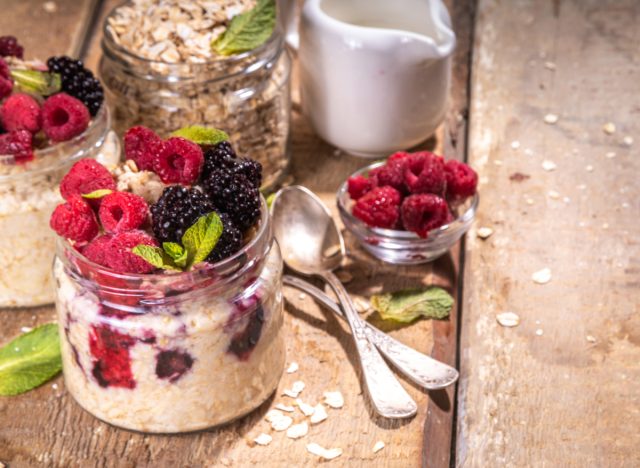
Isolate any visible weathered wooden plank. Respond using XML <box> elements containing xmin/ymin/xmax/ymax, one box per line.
<box><xmin>457</xmin><ymin>0</ymin><xmax>640</xmax><ymax>466</ymax></box>
<box><xmin>0</xmin><ymin>0</ymin><xmax>99</xmax><ymax>59</ymax></box>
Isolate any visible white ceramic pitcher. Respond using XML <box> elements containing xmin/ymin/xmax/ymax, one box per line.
<box><xmin>292</xmin><ymin>0</ymin><xmax>455</xmax><ymax>158</ymax></box>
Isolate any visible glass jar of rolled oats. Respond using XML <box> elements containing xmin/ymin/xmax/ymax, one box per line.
<box><xmin>99</xmin><ymin>0</ymin><xmax>292</xmax><ymax>191</ymax></box>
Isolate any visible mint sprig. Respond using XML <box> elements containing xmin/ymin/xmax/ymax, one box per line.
<box><xmin>0</xmin><ymin>323</ymin><xmax>62</xmax><ymax>396</ymax></box>
<box><xmin>170</xmin><ymin>126</ymin><xmax>229</xmax><ymax>146</ymax></box>
<box><xmin>10</xmin><ymin>70</ymin><xmax>61</xmax><ymax>96</ymax></box>
<box><xmin>370</xmin><ymin>287</ymin><xmax>454</xmax><ymax>323</ymax></box>
<box><xmin>212</xmin><ymin>0</ymin><xmax>276</xmax><ymax>56</ymax></box>
<box><xmin>132</xmin><ymin>212</ymin><xmax>224</xmax><ymax>272</ymax></box>
<box><xmin>82</xmin><ymin>189</ymin><xmax>113</xmax><ymax>199</ymax></box>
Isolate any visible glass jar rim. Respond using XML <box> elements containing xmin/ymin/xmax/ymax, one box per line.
<box><xmin>101</xmin><ymin>1</ymin><xmax>285</xmax><ymax>81</ymax></box>
<box><xmin>57</xmin><ymin>195</ymin><xmax>272</xmax><ymax>294</ymax></box>
<box><xmin>337</xmin><ymin>161</ymin><xmax>479</xmax><ymax>243</ymax></box>
<box><xmin>0</xmin><ymin>105</ymin><xmax>110</xmax><ymax>182</ymax></box>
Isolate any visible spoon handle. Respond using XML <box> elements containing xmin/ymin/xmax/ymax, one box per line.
<box><xmin>323</xmin><ymin>272</ymin><xmax>418</xmax><ymax>419</ymax></box>
<box><xmin>283</xmin><ymin>275</ymin><xmax>459</xmax><ymax>390</ymax></box>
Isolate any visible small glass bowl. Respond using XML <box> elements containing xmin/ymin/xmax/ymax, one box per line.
<box><xmin>337</xmin><ymin>162</ymin><xmax>478</xmax><ymax>265</ymax></box>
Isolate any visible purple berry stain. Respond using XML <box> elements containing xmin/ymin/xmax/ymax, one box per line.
<box><xmin>227</xmin><ymin>305</ymin><xmax>265</xmax><ymax>361</ymax></box>
<box><xmin>156</xmin><ymin>349</ymin><xmax>194</xmax><ymax>383</ymax></box>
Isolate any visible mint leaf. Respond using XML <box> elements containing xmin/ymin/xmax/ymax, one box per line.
<box><xmin>182</xmin><ymin>212</ymin><xmax>224</xmax><ymax>268</ymax></box>
<box><xmin>162</xmin><ymin>242</ymin><xmax>188</xmax><ymax>268</ymax></box>
<box><xmin>170</xmin><ymin>126</ymin><xmax>229</xmax><ymax>146</ymax></box>
<box><xmin>265</xmin><ymin>192</ymin><xmax>276</xmax><ymax>209</ymax></box>
<box><xmin>212</xmin><ymin>0</ymin><xmax>276</xmax><ymax>56</ymax></box>
<box><xmin>82</xmin><ymin>189</ymin><xmax>113</xmax><ymax>199</ymax></box>
<box><xmin>10</xmin><ymin>70</ymin><xmax>61</xmax><ymax>96</ymax></box>
<box><xmin>370</xmin><ymin>287</ymin><xmax>454</xmax><ymax>323</ymax></box>
<box><xmin>0</xmin><ymin>323</ymin><xmax>61</xmax><ymax>396</ymax></box>
<box><xmin>132</xmin><ymin>245</ymin><xmax>180</xmax><ymax>271</ymax></box>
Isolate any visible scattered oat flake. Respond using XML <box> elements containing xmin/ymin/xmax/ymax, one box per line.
<box><xmin>524</xmin><ymin>148</ymin><xmax>534</xmax><ymax>156</ymax></box>
<box><xmin>283</xmin><ymin>381</ymin><xmax>305</xmax><ymax>398</ymax></box>
<box><xmin>254</xmin><ymin>433</ymin><xmax>272</xmax><ymax>446</ymax></box>
<box><xmin>287</xmin><ymin>422</ymin><xmax>309</xmax><ymax>440</ymax></box>
<box><xmin>525</xmin><ymin>197</ymin><xmax>534</xmax><ymax>205</ymax></box>
<box><xmin>544</xmin><ymin>61</ymin><xmax>556</xmax><ymax>70</ymax></box>
<box><xmin>20</xmin><ymin>326</ymin><xmax>33</xmax><ymax>333</ymax></box>
<box><xmin>544</xmin><ymin>113</ymin><xmax>559</xmax><ymax>124</ymax></box>
<box><xmin>373</xmin><ymin>441</ymin><xmax>386</xmax><ymax>453</ymax></box>
<box><xmin>622</xmin><ymin>136</ymin><xmax>633</xmax><ymax>146</ymax></box>
<box><xmin>602</xmin><ymin>122</ymin><xmax>616</xmax><ymax>134</ymax></box>
<box><xmin>532</xmin><ymin>268</ymin><xmax>552</xmax><ymax>284</ymax></box>
<box><xmin>511</xmin><ymin>140</ymin><xmax>521</xmax><ymax>150</ymax></box>
<box><xmin>296</xmin><ymin>399</ymin><xmax>315</xmax><ymax>417</ymax></box>
<box><xmin>494</xmin><ymin>159</ymin><xmax>503</xmax><ymax>166</ymax></box>
<box><xmin>43</xmin><ymin>1</ymin><xmax>57</xmax><ymax>12</ymax></box>
<box><xmin>275</xmin><ymin>403</ymin><xmax>295</xmax><ymax>413</ymax></box>
<box><xmin>336</xmin><ymin>270</ymin><xmax>353</xmax><ymax>283</ymax></box>
<box><xmin>310</xmin><ymin>404</ymin><xmax>328</xmax><ymax>424</ymax></box>
<box><xmin>606</xmin><ymin>151</ymin><xmax>616</xmax><ymax>159</ymax></box>
<box><xmin>51</xmin><ymin>383</ymin><xmax>59</xmax><ymax>390</ymax></box>
<box><xmin>585</xmin><ymin>165</ymin><xmax>594</xmax><ymax>172</ymax></box>
<box><xmin>354</xmin><ymin>297</ymin><xmax>371</xmax><ymax>313</ymax></box>
<box><xmin>586</xmin><ymin>335</ymin><xmax>596</xmax><ymax>343</ymax></box>
<box><xmin>535</xmin><ymin>329</ymin><xmax>544</xmax><ymax>336</ymax></box>
<box><xmin>271</xmin><ymin>415</ymin><xmax>293</xmax><ymax>432</ymax></box>
<box><xmin>547</xmin><ymin>190</ymin><xmax>560</xmax><ymax>199</ymax></box>
<box><xmin>476</xmin><ymin>227</ymin><xmax>494</xmax><ymax>239</ymax></box>
<box><xmin>324</xmin><ymin>391</ymin><xmax>344</xmax><ymax>409</ymax></box>
<box><xmin>306</xmin><ymin>443</ymin><xmax>343</xmax><ymax>460</ymax></box>
<box><xmin>266</xmin><ymin>409</ymin><xmax>285</xmax><ymax>422</ymax></box>
<box><xmin>496</xmin><ymin>312</ymin><xmax>520</xmax><ymax>328</ymax></box>
<box><xmin>542</xmin><ymin>160</ymin><xmax>557</xmax><ymax>171</ymax></box>
<box><xmin>298</xmin><ymin>293</ymin><xmax>306</xmax><ymax>300</ymax></box>
<box><xmin>602</xmin><ymin>223</ymin><xmax>609</xmax><ymax>229</ymax></box>
<box><xmin>286</xmin><ymin>362</ymin><xmax>299</xmax><ymax>374</ymax></box>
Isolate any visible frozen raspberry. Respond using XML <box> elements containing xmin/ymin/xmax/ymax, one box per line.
<box><xmin>153</xmin><ymin>137</ymin><xmax>204</xmax><ymax>184</ymax></box>
<box><xmin>403</xmin><ymin>152</ymin><xmax>446</xmax><ymax>195</ymax></box>
<box><xmin>369</xmin><ymin>162</ymin><xmax>405</xmax><ymax>192</ymax></box>
<box><xmin>0</xmin><ymin>93</ymin><xmax>42</xmax><ymax>134</ymax></box>
<box><xmin>50</xmin><ymin>195</ymin><xmax>99</xmax><ymax>243</ymax></box>
<box><xmin>0</xmin><ymin>36</ymin><xmax>23</xmax><ymax>59</ymax></box>
<box><xmin>108</xmin><ymin>230</ymin><xmax>159</xmax><ymax>274</ymax></box>
<box><xmin>401</xmin><ymin>194</ymin><xmax>451</xmax><ymax>238</ymax></box>
<box><xmin>352</xmin><ymin>186</ymin><xmax>401</xmax><ymax>229</ymax></box>
<box><xmin>89</xmin><ymin>324</ymin><xmax>136</xmax><ymax>389</ymax></box>
<box><xmin>82</xmin><ymin>233</ymin><xmax>113</xmax><ymax>267</ymax></box>
<box><xmin>0</xmin><ymin>130</ymin><xmax>33</xmax><ymax>162</ymax></box>
<box><xmin>99</xmin><ymin>191</ymin><xmax>148</xmax><ymax>233</ymax></box>
<box><xmin>41</xmin><ymin>93</ymin><xmax>90</xmax><ymax>142</ymax></box>
<box><xmin>124</xmin><ymin>126</ymin><xmax>163</xmax><ymax>171</ymax></box>
<box><xmin>228</xmin><ymin>305</ymin><xmax>265</xmax><ymax>361</ymax></box>
<box><xmin>445</xmin><ymin>159</ymin><xmax>478</xmax><ymax>200</ymax></box>
<box><xmin>60</xmin><ymin>159</ymin><xmax>116</xmax><ymax>200</ymax></box>
<box><xmin>347</xmin><ymin>175</ymin><xmax>372</xmax><ymax>200</ymax></box>
<box><xmin>155</xmin><ymin>349</ymin><xmax>194</xmax><ymax>382</ymax></box>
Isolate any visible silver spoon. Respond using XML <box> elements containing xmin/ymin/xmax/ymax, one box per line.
<box><xmin>283</xmin><ymin>275</ymin><xmax>459</xmax><ymax>390</ymax></box>
<box><xmin>272</xmin><ymin>185</ymin><xmax>417</xmax><ymax>419</ymax></box>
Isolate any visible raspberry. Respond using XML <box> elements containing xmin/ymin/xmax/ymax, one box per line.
<box><xmin>0</xmin><ymin>130</ymin><xmax>33</xmax><ymax>162</ymax></box>
<box><xmin>108</xmin><ymin>230</ymin><xmax>159</xmax><ymax>274</ymax></box>
<box><xmin>206</xmin><ymin>213</ymin><xmax>243</xmax><ymax>263</ymax></box>
<box><xmin>155</xmin><ymin>349</ymin><xmax>194</xmax><ymax>382</ymax></box>
<box><xmin>202</xmin><ymin>141</ymin><xmax>262</xmax><ymax>188</ymax></box>
<box><xmin>153</xmin><ymin>137</ymin><xmax>204</xmax><ymax>184</ymax></box>
<box><xmin>445</xmin><ymin>160</ymin><xmax>478</xmax><ymax>200</ymax></box>
<box><xmin>151</xmin><ymin>186</ymin><xmax>215</xmax><ymax>243</ymax></box>
<box><xmin>347</xmin><ymin>175</ymin><xmax>372</xmax><ymax>200</ymax></box>
<box><xmin>89</xmin><ymin>324</ymin><xmax>136</xmax><ymax>389</ymax></box>
<box><xmin>46</xmin><ymin>56</ymin><xmax>104</xmax><ymax>116</ymax></box>
<box><xmin>82</xmin><ymin>234</ymin><xmax>113</xmax><ymax>267</ymax></box>
<box><xmin>352</xmin><ymin>186</ymin><xmax>401</xmax><ymax>229</ymax></box>
<box><xmin>0</xmin><ymin>36</ymin><xmax>24</xmax><ymax>59</ymax></box>
<box><xmin>123</xmin><ymin>126</ymin><xmax>163</xmax><ymax>171</ymax></box>
<box><xmin>402</xmin><ymin>152</ymin><xmax>446</xmax><ymax>195</ymax></box>
<box><xmin>369</xmin><ymin>162</ymin><xmax>405</xmax><ymax>192</ymax></box>
<box><xmin>50</xmin><ymin>195</ymin><xmax>99</xmax><ymax>243</ymax></box>
<box><xmin>41</xmin><ymin>93</ymin><xmax>90</xmax><ymax>142</ymax></box>
<box><xmin>99</xmin><ymin>191</ymin><xmax>148</xmax><ymax>232</ymax></box>
<box><xmin>0</xmin><ymin>59</ymin><xmax>12</xmax><ymax>100</ymax></box>
<box><xmin>60</xmin><ymin>159</ymin><xmax>116</xmax><ymax>200</ymax></box>
<box><xmin>0</xmin><ymin>93</ymin><xmax>42</xmax><ymax>134</ymax></box>
<box><xmin>202</xmin><ymin>169</ymin><xmax>260</xmax><ymax>231</ymax></box>
<box><xmin>388</xmin><ymin>151</ymin><xmax>411</xmax><ymax>163</ymax></box>
<box><xmin>401</xmin><ymin>194</ymin><xmax>451</xmax><ymax>238</ymax></box>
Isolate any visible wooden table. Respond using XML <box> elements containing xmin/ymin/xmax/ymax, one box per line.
<box><xmin>0</xmin><ymin>1</ymin><xmax>638</xmax><ymax>466</ymax></box>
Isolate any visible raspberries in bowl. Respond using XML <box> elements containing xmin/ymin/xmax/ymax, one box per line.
<box><xmin>337</xmin><ymin>151</ymin><xmax>479</xmax><ymax>264</ymax></box>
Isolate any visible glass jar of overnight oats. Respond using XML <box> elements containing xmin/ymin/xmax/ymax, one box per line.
<box><xmin>0</xmin><ymin>107</ymin><xmax>113</xmax><ymax>307</ymax></box>
<box><xmin>54</xmin><ymin>199</ymin><xmax>285</xmax><ymax>433</ymax></box>
<box><xmin>99</xmin><ymin>0</ymin><xmax>292</xmax><ymax>191</ymax></box>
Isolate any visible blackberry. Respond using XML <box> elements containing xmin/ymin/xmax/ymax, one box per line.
<box><xmin>151</xmin><ymin>186</ymin><xmax>215</xmax><ymax>243</ymax></box>
<box><xmin>202</xmin><ymin>141</ymin><xmax>262</xmax><ymax>188</ymax></box>
<box><xmin>0</xmin><ymin>36</ymin><xmax>24</xmax><ymax>59</ymax></box>
<box><xmin>206</xmin><ymin>213</ymin><xmax>243</xmax><ymax>263</ymax></box>
<box><xmin>202</xmin><ymin>169</ymin><xmax>260</xmax><ymax>231</ymax></box>
<box><xmin>47</xmin><ymin>56</ymin><xmax>104</xmax><ymax>116</ymax></box>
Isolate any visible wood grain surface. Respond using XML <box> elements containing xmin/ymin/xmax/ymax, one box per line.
<box><xmin>0</xmin><ymin>1</ymin><xmax>467</xmax><ymax>466</ymax></box>
<box><xmin>457</xmin><ymin>0</ymin><xmax>640</xmax><ymax>466</ymax></box>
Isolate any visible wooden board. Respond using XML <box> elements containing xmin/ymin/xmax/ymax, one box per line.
<box><xmin>456</xmin><ymin>0</ymin><xmax>640</xmax><ymax>466</ymax></box>
<box><xmin>0</xmin><ymin>1</ymin><xmax>470</xmax><ymax>467</ymax></box>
